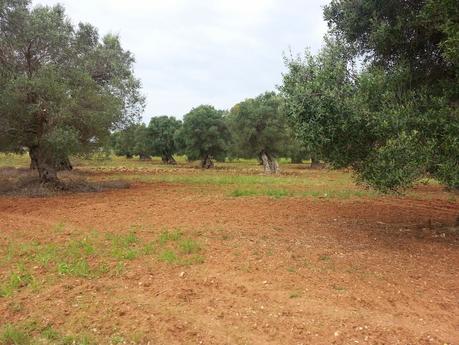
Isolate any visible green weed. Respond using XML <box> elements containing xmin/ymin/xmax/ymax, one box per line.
<box><xmin>0</xmin><ymin>324</ymin><xmax>30</xmax><ymax>345</ymax></box>
<box><xmin>0</xmin><ymin>268</ymin><xmax>36</xmax><ymax>297</ymax></box>
<box><xmin>158</xmin><ymin>249</ymin><xmax>178</xmax><ymax>264</ymax></box>
<box><xmin>179</xmin><ymin>239</ymin><xmax>201</xmax><ymax>254</ymax></box>
<box><xmin>230</xmin><ymin>189</ymin><xmax>257</xmax><ymax>197</ymax></box>
<box><xmin>158</xmin><ymin>229</ymin><xmax>183</xmax><ymax>244</ymax></box>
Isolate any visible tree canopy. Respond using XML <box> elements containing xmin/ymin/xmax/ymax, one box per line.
<box><xmin>227</xmin><ymin>92</ymin><xmax>289</xmax><ymax>173</ymax></box>
<box><xmin>178</xmin><ymin>105</ymin><xmax>230</xmax><ymax>168</ymax></box>
<box><xmin>0</xmin><ymin>0</ymin><xmax>144</xmax><ymax>184</ymax></box>
<box><xmin>281</xmin><ymin>1</ymin><xmax>458</xmax><ymax>192</ymax></box>
<box><xmin>147</xmin><ymin>116</ymin><xmax>182</xmax><ymax>164</ymax></box>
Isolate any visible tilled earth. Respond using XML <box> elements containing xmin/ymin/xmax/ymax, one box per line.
<box><xmin>0</xmin><ymin>174</ymin><xmax>458</xmax><ymax>344</ymax></box>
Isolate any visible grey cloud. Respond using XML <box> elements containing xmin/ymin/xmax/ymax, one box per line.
<box><xmin>34</xmin><ymin>0</ymin><xmax>329</xmax><ymax>121</ymax></box>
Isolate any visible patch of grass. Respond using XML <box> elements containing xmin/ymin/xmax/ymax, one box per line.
<box><xmin>52</xmin><ymin>222</ymin><xmax>66</xmax><ymax>233</ymax></box>
<box><xmin>67</xmin><ymin>238</ymin><xmax>96</xmax><ymax>257</ymax></box>
<box><xmin>179</xmin><ymin>239</ymin><xmax>201</xmax><ymax>254</ymax></box>
<box><xmin>0</xmin><ymin>268</ymin><xmax>36</xmax><ymax>297</ymax></box>
<box><xmin>230</xmin><ymin>189</ymin><xmax>258</xmax><ymax>197</ymax></box>
<box><xmin>301</xmin><ymin>190</ymin><xmax>377</xmax><ymax>199</ymax></box>
<box><xmin>107</xmin><ymin>231</ymin><xmax>143</xmax><ymax>261</ymax></box>
<box><xmin>7</xmin><ymin>301</ymin><xmax>24</xmax><ymax>313</ymax></box>
<box><xmin>156</xmin><ymin>229</ymin><xmax>204</xmax><ymax>265</ymax></box>
<box><xmin>158</xmin><ymin>249</ymin><xmax>178</xmax><ymax>264</ymax></box>
<box><xmin>60</xmin><ymin>334</ymin><xmax>93</xmax><ymax>345</ymax></box>
<box><xmin>332</xmin><ymin>284</ymin><xmax>347</xmax><ymax>292</ymax></box>
<box><xmin>265</xmin><ymin>189</ymin><xmax>290</xmax><ymax>199</ymax></box>
<box><xmin>319</xmin><ymin>254</ymin><xmax>331</xmax><ymax>261</ymax></box>
<box><xmin>41</xmin><ymin>326</ymin><xmax>61</xmax><ymax>341</ymax></box>
<box><xmin>229</xmin><ymin>188</ymin><xmax>291</xmax><ymax>198</ymax></box>
<box><xmin>111</xmin><ymin>335</ymin><xmax>126</xmax><ymax>345</ymax></box>
<box><xmin>0</xmin><ymin>153</ymin><xmax>30</xmax><ymax>168</ymax></box>
<box><xmin>158</xmin><ymin>229</ymin><xmax>183</xmax><ymax>244</ymax></box>
<box><xmin>180</xmin><ymin>254</ymin><xmax>205</xmax><ymax>266</ymax></box>
<box><xmin>33</xmin><ymin>244</ymin><xmax>59</xmax><ymax>267</ymax></box>
<box><xmin>57</xmin><ymin>259</ymin><xmax>92</xmax><ymax>278</ymax></box>
<box><xmin>0</xmin><ymin>324</ymin><xmax>31</xmax><ymax>345</ymax></box>
<box><xmin>2</xmin><ymin>228</ymin><xmax>162</xmax><ymax>286</ymax></box>
<box><xmin>113</xmin><ymin>262</ymin><xmax>125</xmax><ymax>277</ymax></box>
<box><xmin>289</xmin><ymin>291</ymin><xmax>302</xmax><ymax>299</ymax></box>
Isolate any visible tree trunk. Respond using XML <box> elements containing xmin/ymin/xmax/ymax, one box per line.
<box><xmin>162</xmin><ymin>154</ymin><xmax>177</xmax><ymax>165</ymax></box>
<box><xmin>29</xmin><ymin>146</ymin><xmax>59</xmax><ymax>185</ymax></box>
<box><xmin>30</xmin><ymin>153</ymin><xmax>38</xmax><ymax>170</ymax></box>
<box><xmin>260</xmin><ymin>150</ymin><xmax>279</xmax><ymax>174</ymax></box>
<box><xmin>56</xmin><ymin>157</ymin><xmax>73</xmax><ymax>171</ymax></box>
<box><xmin>201</xmin><ymin>154</ymin><xmax>214</xmax><ymax>169</ymax></box>
<box><xmin>31</xmin><ymin>155</ymin><xmax>72</xmax><ymax>171</ymax></box>
<box><xmin>257</xmin><ymin>153</ymin><xmax>264</xmax><ymax>165</ymax></box>
<box><xmin>139</xmin><ymin>153</ymin><xmax>151</xmax><ymax>161</ymax></box>
<box><xmin>310</xmin><ymin>156</ymin><xmax>321</xmax><ymax>169</ymax></box>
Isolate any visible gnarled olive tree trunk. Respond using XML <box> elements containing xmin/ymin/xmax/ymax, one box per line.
<box><xmin>310</xmin><ymin>156</ymin><xmax>321</xmax><ymax>169</ymax></box>
<box><xmin>139</xmin><ymin>153</ymin><xmax>151</xmax><ymax>161</ymax></box>
<box><xmin>56</xmin><ymin>157</ymin><xmax>73</xmax><ymax>171</ymax></box>
<box><xmin>29</xmin><ymin>146</ymin><xmax>59</xmax><ymax>185</ymax></box>
<box><xmin>31</xmin><ymin>155</ymin><xmax>73</xmax><ymax>171</ymax></box>
<box><xmin>162</xmin><ymin>154</ymin><xmax>176</xmax><ymax>165</ymax></box>
<box><xmin>201</xmin><ymin>154</ymin><xmax>214</xmax><ymax>169</ymax></box>
<box><xmin>260</xmin><ymin>150</ymin><xmax>279</xmax><ymax>174</ymax></box>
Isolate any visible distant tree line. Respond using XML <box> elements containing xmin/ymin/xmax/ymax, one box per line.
<box><xmin>111</xmin><ymin>92</ymin><xmax>315</xmax><ymax>173</ymax></box>
<box><xmin>1</xmin><ymin>0</ymin><xmax>457</xmax><ymax>192</ymax></box>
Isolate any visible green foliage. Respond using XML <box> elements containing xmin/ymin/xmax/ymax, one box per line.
<box><xmin>177</xmin><ymin>105</ymin><xmax>230</xmax><ymax>164</ymax></box>
<box><xmin>158</xmin><ymin>249</ymin><xmax>178</xmax><ymax>264</ymax></box>
<box><xmin>230</xmin><ymin>189</ymin><xmax>258</xmax><ymax>197</ymax></box>
<box><xmin>0</xmin><ymin>324</ymin><xmax>31</xmax><ymax>345</ymax></box>
<box><xmin>0</xmin><ymin>268</ymin><xmax>36</xmax><ymax>297</ymax></box>
<box><xmin>158</xmin><ymin>229</ymin><xmax>183</xmax><ymax>244</ymax></box>
<box><xmin>179</xmin><ymin>239</ymin><xmax>201</xmax><ymax>254</ymax></box>
<box><xmin>0</xmin><ymin>1</ymin><xmax>144</xmax><ymax>182</ymax></box>
<box><xmin>156</xmin><ymin>229</ymin><xmax>203</xmax><ymax>265</ymax></box>
<box><xmin>147</xmin><ymin>116</ymin><xmax>182</xmax><ymax>162</ymax></box>
<box><xmin>227</xmin><ymin>92</ymin><xmax>290</xmax><ymax>159</ymax></box>
<box><xmin>324</xmin><ymin>0</ymin><xmax>458</xmax><ymax>93</ymax></box>
<box><xmin>280</xmin><ymin>38</ymin><xmax>356</xmax><ymax>167</ymax></box>
<box><xmin>281</xmin><ymin>0</ymin><xmax>459</xmax><ymax>192</ymax></box>
<box><xmin>0</xmin><ymin>322</ymin><xmax>94</xmax><ymax>345</ymax></box>
<box><xmin>111</xmin><ymin>124</ymin><xmax>147</xmax><ymax>159</ymax></box>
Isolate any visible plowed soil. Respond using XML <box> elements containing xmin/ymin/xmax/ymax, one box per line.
<box><xmin>1</xmin><ymin>167</ymin><xmax>458</xmax><ymax>345</ymax></box>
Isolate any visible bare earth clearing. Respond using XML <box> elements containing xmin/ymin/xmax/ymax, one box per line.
<box><xmin>0</xmin><ymin>159</ymin><xmax>458</xmax><ymax>345</ymax></box>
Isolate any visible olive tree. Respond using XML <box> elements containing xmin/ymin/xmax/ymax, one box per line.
<box><xmin>147</xmin><ymin>116</ymin><xmax>182</xmax><ymax>164</ymax></box>
<box><xmin>178</xmin><ymin>105</ymin><xmax>230</xmax><ymax>168</ymax></box>
<box><xmin>227</xmin><ymin>92</ymin><xmax>289</xmax><ymax>173</ymax></box>
<box><xmin>280</xmin><ymin>0</ymin><xmax>458</xmax><ymax>192</ymax></box>
<box><xmin>0</xmin><ymin>1</ymin><xmax>144</xmax><ymax>184</ymax></box>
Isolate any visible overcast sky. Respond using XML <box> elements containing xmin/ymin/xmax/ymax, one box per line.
<box><xmin>34</xmin><ymin>0</ymin><xmax>330</xmax><ymax>122</ymax></box>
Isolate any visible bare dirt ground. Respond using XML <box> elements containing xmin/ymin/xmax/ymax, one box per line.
<box><xmin>0</xmin><ymin>165</ymin><xmax>458</xmax><ymax>345</ymax></box>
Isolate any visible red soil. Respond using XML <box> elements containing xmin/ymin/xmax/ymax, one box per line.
<box><xmin>0</xmin><ymin>181</ymin><xmax>458</xmax><ymax>344</ymax></box>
